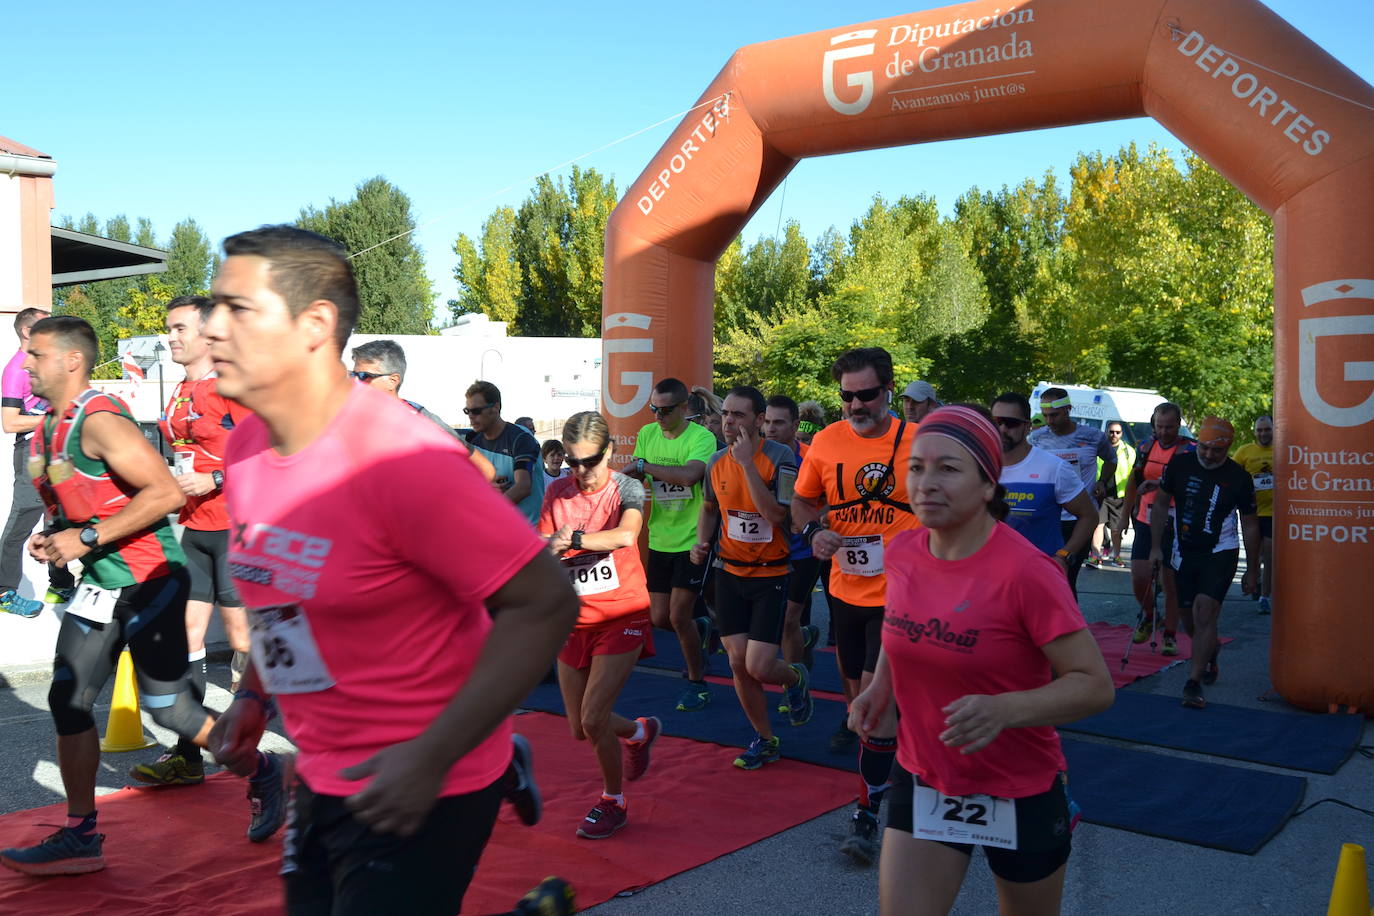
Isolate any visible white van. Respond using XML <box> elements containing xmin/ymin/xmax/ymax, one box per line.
<box><xmin>1029</xmin><ymin>382</ymin><xmax>1179</xmax><ymax>448</ymax></box>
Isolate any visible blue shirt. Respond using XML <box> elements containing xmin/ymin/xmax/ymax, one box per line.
<box><xmin>463</xmin><ymin>422</ymin><xmax>544</xmax><ymax>524</ymax></box>
<box><xmin>999</xmin><ymin>447</ymin><xmax>1085</xmax><ymax>555</ymax></box>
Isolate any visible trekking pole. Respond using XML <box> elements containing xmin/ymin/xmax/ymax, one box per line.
<box><xmin>1121</xmin><ymin>561</ymin><xmax>1159</xmax><ymax>671</ymax></box>
<box><xmin>1148</xmin><ymin>563</ymin><xmax>1162</xmax><ymax>654</ymax></box>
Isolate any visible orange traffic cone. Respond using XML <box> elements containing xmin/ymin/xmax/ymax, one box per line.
<box><xmin>100</xmin><ymin>648</ymin><xmax>155</xmax><ymax>752</ymax></box>
<box><xmin>1326</xmin><ymin>843</ymin><xmax>1371</xmax><ymax>916</ymax></box>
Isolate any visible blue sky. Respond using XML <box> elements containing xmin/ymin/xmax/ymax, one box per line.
<box><xmin>5</xmin><ymin>1</ymin><xmax>1370</xmax><ymax>318</ymax></box>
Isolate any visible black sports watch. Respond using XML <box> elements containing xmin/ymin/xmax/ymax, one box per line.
<box><xmin>801</xmin><ymin>521</ymin><xmax>825</xmax><ymax>546</ymax></box>
<box><xmin>211</xmin><ymin>469</ymin><xmax>225</xmax><ymax>489</ymax></box>
<box><xmin>79</xmin><ymin>526</ymin><xmax>100</xmax><ymax>548</ymax></box>
<box><xmin>571</xmin><ymin>530</ymin><xmax>584</xmax><ymax>551</ymax></box>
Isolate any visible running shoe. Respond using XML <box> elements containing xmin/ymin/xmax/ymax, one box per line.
<box><xmin>1202</xmin><ymin>659</ymin><xmax>1219</xmax><ymax>686</ymax></box>
<box><xmin>129</xmin><ymin>749</ymin><xmax>205</xmax><ymax>786</ymax></box>
<box><xmin>0</xmin><ymin>589</ymin><xmax>42</xmax><ymax>619</ymax></box>
<box><xmin>830</xmin><ymin>721</ymin><xmax>858</xmax><ymax>753</ymax></box>
<box><xmin>675</xmin><ymin>681</ymin><xmax>710</xmax><ymax>712</ymax></box>
<box><xmin>1132</xmin><ymin>616</ymin><xmax>1161</xmax><ymax>644</ymax></box>
<box><xmin>1257</xmin><ymin>596</ymin><xmax>1272</xmax><ymax>615</ymax></box>
<box><xmin>246</xmin><ymin>752</ymin><xmax>288</xmax><ymax>843</ymax></box>
<box><xmin>513</xmin><ymin>876</ymin><xmax>576</xmax><ymax>915</ymax></box>
<box><xmin>624</xmin><ymin>716</ymin><xmax>660</xmax><ymax>782</ymax></box>
<box><xmin>1110</xmin><ymin>555</ymin><xmax>1127</xmax><ymax>568</ymax></box>
<box><xmin>576</xmin><ymin>797</ymin><xmax>627</xmax><ymax>839</ymax></box>
<box><xmin>0</xmin><ymin>827</ymin><xmax>105</xmax><ymax>875</ymax></box>
<box><xmin>1085</xmin><ymin>551</ymin><xmax>1101</xmax><ymax>569</ymax></box>
<box><xmin>785</xmin><ymin>663</ymin><xmax>813</xmax><ymax>727</ymax></box>
<box><xmin>43</xmin><ymin>586</ymin><xmax>76</xmax><ymax>607</ymax></box>
<box><xmin>694</xmin><ymin>615</ymin><xmax>711</xmax><ymax>655</ymax></box>
<box><xmin>506</xmin><ymin>733</ymin><xmax>542</xmax><ymax>825</ymax></box>
<box><xmin>1161</xmin><ymin>633</ymin><xmax>1178</xmax><ymax>657</ymax></box>
<box><xmin>802</xmin><ymin>624</ymin><xmax>820</xmax><ymax>671</ymax></box>
<box><xmin>1181</xmin><ymin>679</ymin><xmax>1206</xmax><ymax>709</ymax></box>
<box><xmin>732</xmin><ymin>735</ymin><xmax>781</xmax><ymax>770</ymax></box>
<box><xmin>839</xmin><ymin>808</ymin><xmax>879</xmax><ymax>866</ymax></box>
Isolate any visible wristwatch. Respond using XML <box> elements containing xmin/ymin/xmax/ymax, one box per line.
<box><xmin>571</xmin><ymin>530</ymin><xmax>584</xmax><ymax>551</ymax></box>
<box><xmin>1054</xmin><ymin>548</ymin><xmax>1071</xmax><ymax>559</ymax></box>
<box><xmin>79</xmin><ymin>526</ymin><xmax>100</xmax><ymax>548</ymax></box>
<box><xmin>801</xmin><ymin>521</ymin><xmax>825</xmax><ymax>546</ymax></box>
<box><xmin>211</xmin><ymin>469</ymin><xmax>225</xmax><ymax>489</ymax></box>
<box><xmin>635</xmin><ymin>457</ymin><xmax>646</xmax><ymax>476</ymax></box>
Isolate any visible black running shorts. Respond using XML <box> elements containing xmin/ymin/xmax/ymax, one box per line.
<box><xmin>646</xmin><ymin>548</ymin><xmax>707</xmax><ymax>594</ymax></box>
<box><xmin>1174</xmin><ymin>548</ymin><xmax>1240</xmax><ymax>608</ymax></box>
<box><xmin>828</xmin><ymin>597</ymin><xmax>885</xmax><ymax>680</ymax></box>
<box><xmin>181</xmin><ymin>526</ymin><xmax>242</xmax><ymax>606</ymax></box>
<box><xmin>283</xmin><ymin>777</ymin><xmax>502</xmax><ymax>916</ymax></box>
<box><xmin>886</xmin><ymin>765</ymin><xmax>1073</xmax><ymax>884</ymax></box>
<box><xmin>715</xmin><ymin>570</ymin><xmax>790</xmax><ymax>644</ymax></box>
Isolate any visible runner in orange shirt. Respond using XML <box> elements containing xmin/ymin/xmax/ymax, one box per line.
<box><xmin>692</xmin><ymin>387</ymin><xmax>811</xmax><ymax>771</ymax></box>
<box><xmin>793</xmin><ymin>347</ymin><xmax>919</xmax><ymax>866</ymax></box>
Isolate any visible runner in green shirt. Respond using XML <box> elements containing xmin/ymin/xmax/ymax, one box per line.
<box><xmin>625</xmin><ymin>378</ymin><xmax>718</xmax><ymax>711</ymax></box>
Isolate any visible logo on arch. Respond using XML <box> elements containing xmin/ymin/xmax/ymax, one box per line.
<box><xmin>822</xmin><ymin>29</ymin><xmax>878</xmax><ymax>116</ymax></box>
<box><xmin>1298</xmin><ymin>280</ymin><xmax>1374</xmax><ymax>428</ymax></box>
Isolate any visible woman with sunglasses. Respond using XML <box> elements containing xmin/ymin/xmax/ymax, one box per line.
<box><xmin>851</xmin><ymin>406</ymin><xmax>1113</xmax><ymax>916</ymax></box>
<box><xmin>540</xmin><ymin>411</ymin><xmax>661</xmax><ymax>840</ymax></box>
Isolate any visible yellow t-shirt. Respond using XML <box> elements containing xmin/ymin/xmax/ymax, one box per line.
<box><xmin>1232</xmin><ymin>443</ymin><xmax>1274</xmax><ymax>517</ymax></box>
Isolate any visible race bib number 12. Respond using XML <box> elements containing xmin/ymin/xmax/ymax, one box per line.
<box><xmin>726</xmin><ymin>509</ymin><xmax>773</xmax><ymax>543</ymax></box>
<box><xmin>914</xmin><ymin>784</ymin><xmax>1018</xmax><ymax>849</ymax></box>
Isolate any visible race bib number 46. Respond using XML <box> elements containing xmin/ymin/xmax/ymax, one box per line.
<box><xmin>652</xmin><ymin>479</ymin><xmax>691</xmax><ymax>503</ymax></box>
<box><xmin>247</xmin><ymin>603</ymin><xmax>335</xmax><ymax>695</ymax></box>
<box><xmin>726</xmin><ymin>509</ymin><xmax>773</xmax><ymax>543</ymax></box>
<box><xmin>836</xmin><ymin>535</ymin><xmax>884</xmax><ymax>577</ymax></box>
<box><xmin>914</xmin><ymin>784</ymin><xmax>1018</xmax><ymax>849</ymax></box>
<box><xmin>1253</xmin><ymin>473</ymin><xmax>1274</xmax><ymax>491</ymax></box>
<box><xmin>563</xmin><ymin>552</ymin><xmax>620</xmax><ymax>596</ymax></box>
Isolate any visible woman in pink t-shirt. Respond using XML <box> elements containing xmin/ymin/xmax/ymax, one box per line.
<box><xmin>849</xmin><ymin>406</ymin><xmax>1113</xmax><ymax>916</ymax></box>
<box><xmin>540</xmin><ymin>411</ymin><xmax>661</xmax><ymax>841</ymax></box>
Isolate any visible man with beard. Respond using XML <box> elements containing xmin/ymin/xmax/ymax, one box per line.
<box><xmin>1150</xmin><ymin>417</ymin><xmax>1259</xmax><ymax>709</ymax></box>
<box><xmin>793</xmin><ymin>347</ymin><xmax>918</xmax><ymax>866</ymax></box>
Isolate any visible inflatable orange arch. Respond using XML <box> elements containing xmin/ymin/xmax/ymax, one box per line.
<box><xmin>600</xmin><ymin>0</ymin><xmax>1374</xmax><ymax>714</ymax></box>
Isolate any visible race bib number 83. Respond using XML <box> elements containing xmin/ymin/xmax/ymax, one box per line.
<box><xmin>836</xmin><ymin>535</ymin><xmax>884</xmax><ymax>577</ymax></box>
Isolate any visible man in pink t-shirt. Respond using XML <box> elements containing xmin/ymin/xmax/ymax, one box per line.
<box><xmin>205</xmin><ymin>226</ymin><xmax>579</xmax><ymax>916</ymax></box>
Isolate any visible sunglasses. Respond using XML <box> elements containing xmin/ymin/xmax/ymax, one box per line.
<box><xmin>349</xmin><ymin>370</ymin><xmax>389</xmax><ymax>382</ymax></box>
<box><xmin>462</xmin><ymin>404</ymin><xmax>492</xmax><ymax>416</ymax></box>
<box><xmin>993</xmin><ymin>416</ymin><xmax>1028</xmax><ymax>428</ymax></box>
<box><xmin>1108</xmin><ymin>429</ymin><xmax>1123</xmax><ymax>435</ymax></box>
<box><xmin>649</xmin><ymin>403</ymin><xmax>683</xmax><ymax>415</ymax></box>
<box><xmin>839</xmin><ymin>386</ymin><xmax>884</xmax><ymax>403</ymax></box>
<box><xmin>564</xmin><ymin>447</ymin><xmax>609</xmax><ymax>469</ymax></box>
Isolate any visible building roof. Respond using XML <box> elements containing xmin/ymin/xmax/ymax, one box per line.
<box><xmin>0</xmin><ymin>136</ymin><xmax>50</xmax><ymax>159</ymax></box>
<box><xmin>51</xmin><ymin>227</ymin><xmax>167</xmax><ymax>287</ymax></box>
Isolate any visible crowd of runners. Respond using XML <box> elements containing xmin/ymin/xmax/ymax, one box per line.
<box><xmin>0</xmin><ymin>225</ymin><xmax>1273</xmax><ymax>915</ymax></box>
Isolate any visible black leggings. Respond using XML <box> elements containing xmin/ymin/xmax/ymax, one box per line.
<box><xmin>49</xmin><ymin>569</ymin><xmax>206</xmax><ymax>738</ymax></box>
<box><xmin>182</xmin><ymin>526</ymin><xmax>242</xmax><ymax>605</ymax></box>
<box><xmin>829</xmin><ymin>597</ymin><xmax>885</xmax><ymax>680</ymax></box>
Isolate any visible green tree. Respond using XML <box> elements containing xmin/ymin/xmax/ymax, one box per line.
<box><xmin>299</xmin><ymin>176</ymin><xmax>435</xmax><ymax>335</ymax></box>
<box><xmin>713</xmin><ymin>221</ymin><xmax>813</xmax><ymax>338</ymax></box>
<box><xmin>162</xmin><ymin>218</ymin><xmax>215</xmax><ymax>296</ymax></box>
<box><xmin>715</xmin><ymin>286</ymin><xmax>930</xmax><ymax>416</ymax></box>
<box><xmin>453</xmin><ymin>207</ymin><xmax>520</xmax><ymax>324</ymax></box>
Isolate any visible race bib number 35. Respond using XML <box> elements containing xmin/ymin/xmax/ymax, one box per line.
<box><xmin>726</xmin><ymin>509</ymin><xmax>773</xmax><ymax>543</ymax></box>
<box><xmin>247</xmin><ymin>603</ymin><xmax>335</xmax><ymax>695</ymax></box>
<box><xmin>563</xmin><ymin>552</ymin><xmax>620</xmax><ymax>596</ymax></box>
<box><xmin>836</xmin><ymin>535</ymin><xmax>884</xmax><ymax>577</ymax></box>
<box><xmin>914</xmin><ymin>784</ymin><xmax>1018</xmax><ymax>849</ymax></box>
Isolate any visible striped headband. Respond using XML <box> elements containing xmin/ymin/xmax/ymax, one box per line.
<box><xmin>913</xmin><ymin>406</ymin><xmax>1003</xmax><ymax>484</ymax></box>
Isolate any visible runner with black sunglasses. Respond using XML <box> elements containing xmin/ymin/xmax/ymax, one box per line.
<box><xmin>793</xmin><ymin>347</ymin><xmax>918</xmax><ymax>866</ymax></box>
<box><xmin>623</xmin><ymin>378</ymin><xmax>718</xmax><ymax>712</ymax></box>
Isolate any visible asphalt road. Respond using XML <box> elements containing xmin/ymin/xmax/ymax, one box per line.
<box><xmin>1</xmin><ymin>538</ymin><xmax>1369</xmax><ymax>914</ymax></box>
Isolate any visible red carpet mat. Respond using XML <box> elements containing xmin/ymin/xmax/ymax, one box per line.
<box><xmin>1088</xmin><ymin>622</ymin><xmax>1231</xmax><ymax>688</ymax></box>
<box><xmin>0</xmin><ymin>712</ymin><xmax>854</xmax><ymax>914</ymax></box>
